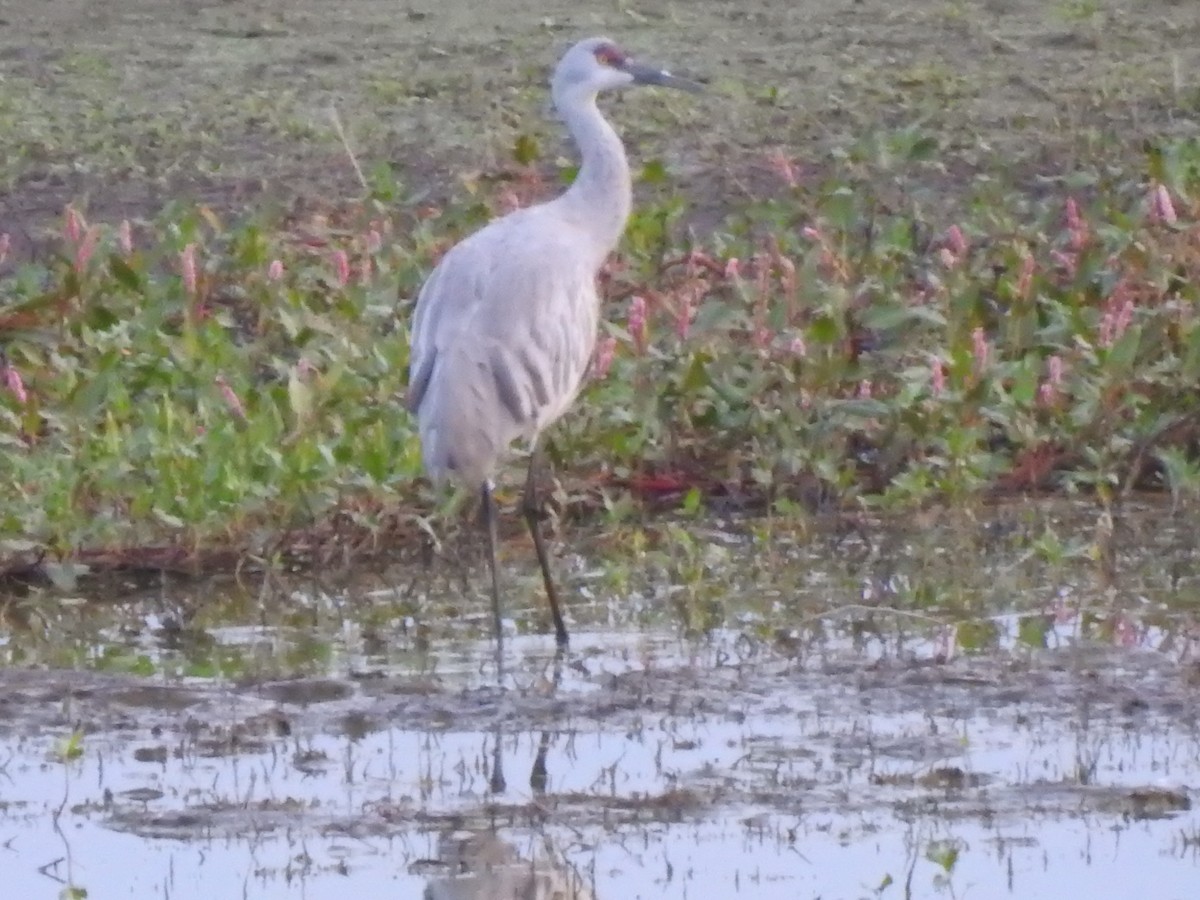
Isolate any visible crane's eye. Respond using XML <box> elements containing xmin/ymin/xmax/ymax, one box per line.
<box><xmin>593</xmin><ymin>45</ymin><xmax>626</xmax><ymax>68</ymax></box>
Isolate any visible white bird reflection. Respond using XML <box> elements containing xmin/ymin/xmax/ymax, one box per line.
<box><xmin>421</xmin><ymin>830</ymin><xmax>596</xmax><ymax>900</ymax></box>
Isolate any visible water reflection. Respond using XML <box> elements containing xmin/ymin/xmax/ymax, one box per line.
<box><xmin>419</xmin><ymin>830</ymin><xmax>595</xmax><ymax>900</ymax></box>
<box><xmin>0</xmin><ymin>624</ymin><xmax>1198</xmax><ymax>898</ymax></box>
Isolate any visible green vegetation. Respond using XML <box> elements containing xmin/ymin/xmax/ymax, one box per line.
<box><xmin>4</xmin><ymin>0</ymin><xmax>1200</xmax><ymax>582</ymax></box>
<box><xmin>4</xmin><ymin>127</ymin><xmax>1200</xmax><ymax>574</ymax></box>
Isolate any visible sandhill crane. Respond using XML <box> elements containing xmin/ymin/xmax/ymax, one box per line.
<box><xmin>406</xmin><ymin>37</ymin><xmax>700</xmax><ymax>650</ymax></box>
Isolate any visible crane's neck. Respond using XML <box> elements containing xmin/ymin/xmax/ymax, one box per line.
<box><xmin>554</xmin><ymin>90</ymin><xmax>632</xmax><ymax>264</ymax></box>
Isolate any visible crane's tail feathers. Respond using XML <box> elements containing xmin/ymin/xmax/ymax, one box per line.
<box><xmin>406</xmin><ymin>349</ymin><xmax>436</xmax><ymax>414</ymax></box>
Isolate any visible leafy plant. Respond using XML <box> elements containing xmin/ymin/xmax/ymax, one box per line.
<box><xmin>4</xmin><ymin>129</ymin><xmax>1200</xmax><ymax>580</ymax></box>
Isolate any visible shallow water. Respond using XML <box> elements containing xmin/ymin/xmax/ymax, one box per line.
<box><xmin>3</xmin><ymin>504</ymin><xmax>1200</xmax><ymax>898</ymax></box>
<box><xmin>3</xmin><ymin>627</ymin><xmax>1199</xmax><ymax>899</ymax></box>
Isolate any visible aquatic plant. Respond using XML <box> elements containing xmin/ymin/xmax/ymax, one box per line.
<box><xmin>4</xmin><ymin>130</ymin><xmax>1200</xmax><ymax>573</ymax></box>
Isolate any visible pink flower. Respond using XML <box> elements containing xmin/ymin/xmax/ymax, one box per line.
<box><xmin>1115</xmin><ymin>298</ymin><xmax>1134</xmax><ymax>335</ymax></box>
<box><xmin>1104</xmin><ymin>303</ymin><xmax>1132</xmax><ymax>345</ymax></box>
<box><xmin>2</xmin><ymin>361</ymin><xmax>28</xmax><ymax>405</ymax></box>
<box><xmin>1098</xmin><ymin>300</ymin><xmax>1133</xmax><ymax>348</ymax></box>
<box><xmin>180</xmin><ymin>243</ymin><xmax>198</xmax><ymax>295</ymax></box>
<box><xmin>789</xmin><ymin>333</ymin><xmax>807</xmax><ymax>357</ymax></box>
<box><xmin>74</xmin><ymin>226</ymin><xmax>100</xmax><ymax>274</ymax></box>
<box><xmin>332</xmin><ymin>249</ymin><xmax>350</xmax><ymax>288</ymax></box>
<box><xmin>972</xmin><ymin>327</ymin><xmax>990</xmax><ymax>374</ymax></box>
<box><xmin>1016</xmin><ymin>253</ymin><xmax>1035</xmax><ymax>299</ymax></box>
<box><xmin>800</xmin><ymin>227</ymin><xmax>844</xmax><ymax>279</ymax></box>
<box><xmin>63</xmin><ymin>205</ymin><xmax>84</xmax><ymax>245</ymax></box>
<box><xmin>1112</xmin><ymin>613</ymin><xmax>1138</xmax><ymax>648</ymax></box>
<box><xmin>752</xmin><ymin>325</ymin><xmax>773</xmax><ymax>350</ymax></box>
<box><xmin>118</xmin><ymin>220</ymin><xmax>133</xmax><ymax>255</ymax></box>
<box><xmin>628</xmin><ymin>295</ymin><xmax>648</xmax><ymax>353</ymax></box>
<box><xmin>267</xmin><ymin>259</ymin><xmax>284</xmax><ymax>281</ymax></box>
<box><xmin>1149</xmin><ymin>182</ymin><xmax>1178</xmax><ymax>225</ymax></box>
<box><xmin>366</xmin><ymin>229</ymin><xmax>383</xmax><ymax>254</ymax></box>
<box><xmin>675</xmin><ymin>293</ymin><xmax>694</xmax><ymax>341</ymax></box>
<box><xmin>1038</xmin><ymin>354</ymin><xmax>1065</xmax><ymax>406</ymax></box>
<box><xmin>1047</xmin><ymin>354</ymin><xmax>1064</xmax><ymax>387</ymax></box>
<box><xmin>1051</xmin><ymin>591</ymin><xmax>1075</xmax><ymax>625</ymax></box>
<box><xmin>591</xmin><ymin>335</ymin><xmax>617</xmax><ymax>380</ymax></box>
<box><xmin>857</xmin><ymin>379</ymin><xmax>873</xmax><ymax>399</ymax></box>
<box><xmin>685</xmin><ymin>249</ymin><xmax>717</xmax><ymax>272</ymax></box>
<box><xmin>776</xmin><ymin>253</ymin><xmax>796</xmax><ymax>285</ymax></box>
<box><xmin>939</xmin><ymin>226</ymin><xmax>968</xmax><ymax>269</ymax></box>
<box><xmin>723</xmin><ymin>257</ymin><xmax>741</xmax><ymax>279</ymax></box>
<box><xmin>946</xmin><ymin>224</ymin><xmax>968</xmax><ymax>258</ymax></box>
<box><xmin>1098</xmin><ymin>280</ymin><xmax>1134</xmax><ymax>348</ymax></box>
<box><xmin>930</xmin><ymin>355</ymin><xmax>946</xmax><ymax>396</ymax></box>
<box><xmin>1051</xmin><ymin>249</ymin><xmax>1077</xmax><ymax>279</ymax></box>
<box><xmin>1065</xmin><ymin>198</ymin><xmax>1088</xmax><ymax>251</ymax></box>
<box><xmin>753</xmin><ymin>251</ymin><xmax>770</xmax><ymax>303</ymax></box>
<box><xmin>214</xmin><ymin>374</ymin><xmax>246</xmax><ymax>421</ymax></box>
<box><xmin>1065</xmin><ymin>197</ymin><xmax>1081</xmax><ymax>230</ymax></box>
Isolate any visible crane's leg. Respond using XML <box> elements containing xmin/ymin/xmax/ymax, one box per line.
<box><xmin>481</xmin><ymin>480</ymin><xmax>506</xmax><ymax>662</ymax></box>
<box><xmin>522</xmin><ymin>443</ymin><xmax>570</xmax><ymax>648</ymax></box>
<box><xmin>489</xmin><ymin>722</ymin><xmax>507</xmax><ymax>794</ymax></box>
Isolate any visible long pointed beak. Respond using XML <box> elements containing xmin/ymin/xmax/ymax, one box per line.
<box><xmin>622</xmin><ymin>60</ymin><xmax>704</xmax><ymax>93</ymax></box>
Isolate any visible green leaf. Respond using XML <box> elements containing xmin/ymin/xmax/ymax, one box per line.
<box><xmin>808</xmin><ymin>314</ymin><xmax>841</xmax><ymax>344</ymax></box>
<box><xmin>108</xmin><ymin>254</ymin><xmax>142</xmax><ymax>291</ymax></box>
<box><xmin>57</xmin><ymin>729</ymin><xmax>85</xmax><ymax>762</ymax></box>
<box><xmin>184</xmin><ymin>659</ymin><xmax>219</xmax><ymax>678</ymax></box>
<box><xmin>1017</xmin><ymin>615</ymin><xmax>1050</xmax><ymax>649</ymax></box>
<box><xmin>835</xmin><ymin>398</ymin><xmax>891</xmax><ymax>420</ymax></box>
<box><xmin>956</xmin><ymin>621</ymin><xmax>999</xmax><ymax>653</ymax></box>
<box><xmin>1145</xmin><ymin>141</ymin><xmax>1166</xmax><ymax>185</ymax></box>
<box><xmin>822</xmin><ymin>186</ymin><xmax>857</xmax><ymax>231</ymax></box>
<box><xmin>640</xmin><ymin>159</ymin><xmax>668</xmax><ymax>184</ymax></box>
<box><xmin>367</xmin><ymin>161</ymin><xmax>401</xmax><ymax>202</ymax></box>
<box><xmin>1009</xmin><ymin>360</ymin><xmax>1039</xmax><ymax>407</ymax></box>
<box><xmin>1104</xmin><ymin>326</ymin><xmax>1141</xmax><ymax>372</ymax></box>
<box><xmin>680</xmin><ymin>353</ymin><xmax>712</xmax><ymax>393</ymax></box>
<box><xmin>85</xmin><ymin>304</ymin><xmax>119</xmax><ymax>331</ymax></box>
<box><xmin>924</xmin><ymin>840</ymin><xmax>961</xmax><ymax>873</ymax></box>
<box><xmin>513</xmin><ymin>133</ymin><xmax>541</xmax><ymax>166</ymax></box>
<box><xmin>1157</xmin><ymin>446</ymin><xmax>1200</xmax><ymax>497</ymax></box>
<box><xmin>288</xmin><ymin>371</ymin><xmax>314</xmax><ymax>422</ymax></box>
<box><xmin>1181</xmin><ymin>322</ymin><xmax>1200</xmax><ymax>377</ymax></box>
<box><xmin>859</xmin><ymin>303</ymin><xmax>946</xmax><ymax>331</ymax></box>
<box><xmin>907</xmin><ymin>134</ymin><xmax>940</xmax><ymax>162</ymax></box>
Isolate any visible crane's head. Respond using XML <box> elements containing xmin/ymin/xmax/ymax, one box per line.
<box><xmin>552</xmin><ymin>37</ymin><xmax>703</xmax><ymax>102</ymax></box>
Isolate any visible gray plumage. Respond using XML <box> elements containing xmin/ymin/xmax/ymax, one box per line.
<box><xmin>406</xmin><ymin>37</ymin><xmax>701</xmax><ymax>651</ymax></box>
<box><xmin>407</xmin><ymin>223</ymin><xmax>603</xmax><ymax>489</ymax></box>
